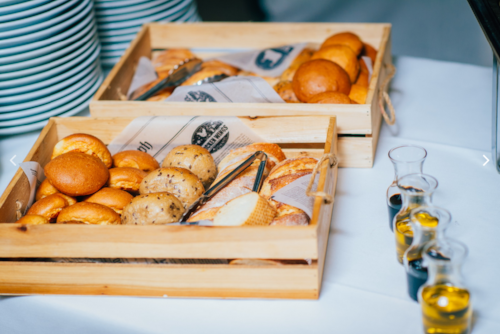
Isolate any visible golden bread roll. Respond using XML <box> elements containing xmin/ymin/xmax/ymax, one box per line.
<box><xmin>274</xmin><ymin>80</ymin><xmax>300</xmax><ymax>103</ymax></box>
<box><xmin>56</xmin><ymin>202</ymin><xmax>121</xmax><ymax>225</ymax></box>
<box><xmin>292</xmin><ymin>59</ymin><xmax>351</xmax><ymax>102</ymax></box>
<box><xmin>44</xmin><ymin>152</ymin><xmax>109</xmax><ymax>197</ymax></box>
<box><xmin>51</xmin><ymin>133</ymin><xmax>112</xmax><ymax>168</ymax></box>
<box><xmin>307</xmin><ymin>91</ymin><xmax>352</xmax><ymax>104</ymax></box>
<box><xmin>355</xmin><ymin>64</ymin><xmax>369</xmax><ymax>88</ymax></box>
<box><xmin>139</xmin><ymin>167</ymin><xmax>205</xmax><ymax>208</ymax></box>
<box><xmin>311</xmin><ymin>45</ymin><xmax>359</xmax><ymax>82</ymax></box>
<box><xmin>237</xmin><ymin>71</ymin><xmax>280</xmax><ymax>87</ymax></box>
<box><xmin>56</xmin><ymin>193</ymin><xmax>77</xmax><ymax>206</ymax></box>
<box><xmin>213</xmin><ymin>192</ymin><xmax>276</xmax><ymax>226</ymax></box>
<box><xmin>27</xmin><ymin>193</ymin><xmax>73</xmax><ymax>222</ymax></box>
<box><xmin>112</xmin><ymin>150</ymin><xmax>159</xmax><ymax>172</ymax></box>
<box><xmin>107</xmin><ymin>167</ymin><xmax>148</xmax><ymax>194</ymax></box>
<box><xmin>362</xmin><ymin>43</ymin><xmax>377</xmax><ymax>64</ymax></box>
<box><xmin>217</xmin><ymin>143</ymin><xmax>286</xmax><ymax>174</ymax></box>
<box><xmin>161</xmin><ymin>145</ymin><xmax>217</xmax><ymax>189</ymax></box>
<box><xmin>35</xmin><ymin>179</ymin><xmax>59</xmax><ymax>201</ymax></box>
<box><xmin>152</xmin><ymin>48</ymin><xmax>195</xmax><ymax>67</ymax></box>
<box><xmin>84</xmin><ymin>187</ymin><xmax>133</xmax><ymax>215</ymax></box>
<box><xmin>321</xmin><ymin>31</ymin><xmax>364</xmax><ymax>56</ymax></box>
<box><xmin>280</xmin><ymin>48</ymin><xmax>315</xmax><ymax>82</ymax></box>
<box><xmin>201</xmin><ymin>60</ymin><xmax>239</xmax><ymax>76</ymax></box>
<box><xmin>349</xmin><ymin>84</ymin><xmax>368</xmax><ymax>104</ymax></box>
<box><xmin>146</xmin><ymin>86</ymin><xmax>175</xmax><ymax>101</ymax></box>
<box><xmin>181</xmin><ymin>67</ymin><xmax>227</xmax><ymax>86</ymax></box>
<box><xmin>16</xmin><ymin>214</ymin><xmax>50</xmax><ymax>225</ymax></box>
<box><xmin>121</xmin><ymin>192</ymin><xmax>185</xmax><ymax>225</ymax></box>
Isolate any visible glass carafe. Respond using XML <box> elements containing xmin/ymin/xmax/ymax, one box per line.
<box><xmin>419</xmin><ymin>239</ymin><xmax>471</xmax><ymax>334</ymax></box>
<box><xmin>404</xmin><ymin>206</ymin><xmax>451</xmax><ymax>301</ymax></box>
<box><xmin>393</xmin><ymin>173</ymin><xmax>438</xmax><ymax>264</ymax></box>
<box><xmin>387</xmin><ymin>145</ymin><xmax>427</xmax><ymax>231</ymax></box>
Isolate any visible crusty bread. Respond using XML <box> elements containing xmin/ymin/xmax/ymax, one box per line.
<box><xmin>269</xmin><ymin>201</ymin><xmax>310</xmax><ymax>226</ymax></box>
<box><xmin>194</xmin><ymin>186</ymin><xmax>253</xmax><ymax>214</ymax></box>
<box><xmin>84</xmin><ymin>187</ymin><xmax>133</xmax><ymax>215</ymax></box>
<box><xmin>187</xmin><ymin>207</ymin><xmax>220</xmax><ymax>222</ymax></box>
<box><xmin>16</xmin><ymin>214</ymin><xmax>49</xmax><ymax>225</ymax></box>
<box><xmin>292</xmin><ymin>59</ymin><xmax>351</xmax><ymax>102</ymax></box>
<box><xmin>274</xmin><ymin>80</ymin><xmax>300</xmax><ymax>103</ymax></box>
<box><xmin>349</xmin><ymin>84</ymin><xmax>368</xmax><ymax>104</ymax></box>
<box><xmin>181</xmin><ymin>67</ymin><xmax>227</xmax><ymax>86</ymax></box>
<box><xmin>307</xmin><ymin>91</ymin><xmax>351</xmax><ymax>104</ymax></box>
<box><xmin>122</xmin><ymin>192</ymin><xmax>185</xmax><ymax>225</ymax></box>
<box><xmin>139</xmin><ymin>167</ymin><xmax>205</xmax><ymax>208</ymax></box>
<box><xmin>161</xmin><ymin>145</ymin><xmax>217</xmax><ymax>189</ymax></box>
<box><xmin>201</xmin><ymin>60</ymin><xmax>239</xmax><ymax>76</ymax></box>
<box><xmin>56</xmin><ymin>202</ymin><xmax>121</xmax><ymax>225</ymax></box>
<box><xmin>312</xmin><ymin>45</ymin><xmax>360</xmax><ymax>82</ymax></box>
<box><xmin>280</xmin><ymin>48</ymin><xmax>315</xmax><ymax>82</ymax></box>
<box><xmin>217</xmin><ymin>143</ymin><xmax>286</xmax><ymax>173</ymax></box>
<box><xmin>44</xmin><ymin>152</ymin><xmax>109</xmax><ymax>197</ymax></box>
<box><xmin>35</xmin><ymin>179</ymin><xmax>59</xmax><ymax>201</ymax></box>
<box><xmin>146</xmin><ymin>86</ymin><xmax>175</xmax><ymax>101</ymax></box>
<box><xmin>213</xmin><ymin>192</ymin><xmax>276</xmax><ymax>226</ymax></box>
<box><xmin>107</xmin><ymin>167</ymin><xmax>148</xmax><ymax>194</ymax></box>
<box><xmin>112</xmin><ymin>150</ymin><xmax>159</xmax><ymax>172</ymax></box>
<box><xmin>321</xmin><ymin>32</ymin><xmax>364</xmax><ymax>56</ymax></box>
<box><xmin>51</xmin><ymin>133</ymin><xmax>112</xmax><ymax>168</ymax></box>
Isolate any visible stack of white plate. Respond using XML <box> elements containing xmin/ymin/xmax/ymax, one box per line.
<box><xmin>96</xmin><ymin>0</ymin><xmax>200</xmax><ymax>68</ymax></box>
<box><xmin>0</xmin><ymin>0</ymin><xmax>103</xmax><ymax>135</ymax></box>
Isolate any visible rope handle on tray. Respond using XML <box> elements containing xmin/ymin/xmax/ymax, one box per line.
<box><xmin>378</xmin><ymin>63</ymin><xmax>397</xmax><ymax>126</ymax></box>
<box><xmin>305</xmin><ymin>153</ymin><xmax>337</xmax><ymax>204</ymax></box>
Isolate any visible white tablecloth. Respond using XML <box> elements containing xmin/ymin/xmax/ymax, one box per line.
<box><xmin>0</xmin><ymin>56</ymin><xmax>499</xmax><ymax>334</ymax></box>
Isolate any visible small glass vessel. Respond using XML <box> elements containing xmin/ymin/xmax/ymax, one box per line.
<box><xmin>419</xmin><ymin>239</ymin><xmax>471</xmax><ymax>334</ymax></box>
<box><xmin>387</xmin><ymin>145</ymin><xmax>427</xmax><ymax>231</ymax></box>
<box><xmin>393</xmin><ymin>173</ymin><xmax>438</xmax><ymax>264</ymax></box>
<box><xmin>404</xmin><ymin>206</ymin><xmax>451</xmax><ymax>301</ymax></box>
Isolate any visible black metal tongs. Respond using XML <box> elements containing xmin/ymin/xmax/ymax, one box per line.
<box><xmin>170</xmin><ymin>151</ymin><xmax>268</xmax><ymax>225</ymax></box>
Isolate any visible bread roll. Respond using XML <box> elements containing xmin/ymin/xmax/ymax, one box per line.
<box><xmin>307</xmin><ymin>91</ymin><xmax>351</xmax><ymax>104</ymax></box>
<box><xmin>139</xmin><ymin>167</ymin><xmax>205</xmax><ymax>208</ymax></box>
<box><xmin>355</xmin><ymin>65</ymin><xmax>369</xmax><ymax>88</ymax></box>
<box><xmin>35</xmin><ymin>179</ymin><xmax>59</xmax><ymax>201</ymax></box>
<box><xmin>122</xmin><ymin>192</ymin><xmax>185</xmax><ymax>225</ymax></box>
<box><xmin>274</xmin><ymin>80</ymin><xmax>300</xmax><ymax>103</ymax></box>
<box><xmin>84</xmin><ymin>187</ymin><xmax>133</xmax><ymax>215</ymax></box>
<box><xmin>27</xmin><ymin>193</ymin><xmax>74</xmax><ymax>222</ymax></box>
<box><xmin>213</xmin><ymin>192</ymin><xmax>276</xmax><ymax>226</ymax></box>
<box><xmin>44</xmin><ymin>152</ymin><xmax>109</xmax><ymax>196</ymax></box>
<box><xmin>362</xmin><ymin>43</ymin><xmax>377</xmax><ymax>64</ymax></box>
<box><xmin>181</xmin><ymin>67</ymin><xmax>227</xmax><ymax>86</ymax></box>
<box><xmin>349</xmin><ymin>84</ymin><xmax>368</xmax><ymax>104</ymax></box>
<box><xmin>321</xmin><ymin>32</ymin><xmax>364</xmax><ymax>56</ymax></box>
<box><xmin>51</xmin><ymin>133</ymin><xmax>112</xmax><ymax>168</ymax></box>
<box><xmin>56</xmin><ymin>202</ymin><xmax>121</xmax><ymax>225</ymax></box>
<box><xmin>312</xmin><ymin>45</ymin><xmax>359</xmax><ymax>82</ymax></box>
<box><xmin>280</xmin><ymin>48</ymin><xmax>314</xmax><ymax>82</ymax></box>
<box><xmin>107</xmin><ymin>167</ymin><xmax>148</xmax><ymax>194</ymax></box>
<box><xmin>292</xmin><ymin>59</ymin><xmax>351</xmax><ymax>102</ymax></box>
<box><xmin>112</xmin><ymin>150</ymin><xmax>159</xmax><ymax>172</ymax></box>
<box><xmin>152</xmin><ymin>49</ymin><xmax>196</xmax><ymax>75</ymax></box>
<box><xmin>16</xmin><ymin>214</ymin><xmax>49</xmax><ymax>225</ymax></box>
<box><xmin>161</xmin><ymin>145</ymin><xmax>217</xmax><ymax>189</ymax></box>
<box><xmin>201</xmin><ymin>60</ymin><xmax>239</xmax><ymax>76</ymax></box>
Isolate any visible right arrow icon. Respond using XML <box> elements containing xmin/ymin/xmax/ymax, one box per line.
<box><xmin>483</xmin><ymin>155</ymin><xmax>490</xmax><ymax>166</ymax></box>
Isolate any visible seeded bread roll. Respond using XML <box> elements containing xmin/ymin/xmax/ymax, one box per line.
<box><xmin>139</xmin><ymin>167</ymin><xmax>205</xmax><ymax>208</ymax></box>
<box><xmin>27</xmin><ymin>193</ymin><xmax>75</xmax><ymax>222</ymax></box>
<box><xmin>161</xmin><ymin>145</ymin><xmax>217</xmax><ymax>189</ymax></box>
<box><xmin>280</xmin><ymin>48</ymin><xmax>315</xmax><ymax>82</ymax></box>
<box><xmin>56</xmin><ymin>202</ymin><xmax>121</xmax><ymax>225</ymax></box>
<box><xmin>349</xmin><ymin>84</ymin><xmax>368</xmax><ymax>104</ymax></box>
<box><xmin>321</xmin><ymin>31</ymin><xmax>364</xmax><ymax>56</ymax></box>
<box><xmin>311</xmin><ymin>45</ymin><xmax>360</xmax><ymax>82</ymax></box>
<box><xmin>51</xmin><ymin>133</ymin><xmax>112</xmax><ymax>168</ymax></box>
<box><xmin>35</xmin><ymin>179</ymin><xmax>59</xmax><ymax>201</ymax></box>
<box><xmin>84</xmin><ymin>187</ymin><xmax>133</xmax><ymax>215</ymax></box>
<box><xmin>307</xmin><ymin>91</ymin><xmax>352</xmax><ymax>104</ymax></box>
<box><xmin>112</xmin><ymin>150</ymin><xmax>159</xmax><ymax>172</ymax></box>
<box><xmin>213</xmin><ymin>192</ymin><xmax>276</xmax><ymax>226</ymax></box>
<box><xmin>121</xmin><ymin>192</ymin><xmax>185</xmax><ymax>225</ymax></box>
<box><xmin>107</xmin><ymin>167</ymin><xmax>148</xmax><ymax>194</ymax></box>
<box><xmin>44</xmin><ymin>152</ymin><xmax>109</xmax><ymax>197</ymax></box>
<box><xmin>292</xmin><ymin>59</ymin><xmax>351</xmax><ymax>102</ymax></box>
<box><xmin>16</xmin><ymin>214</ymin><xmax>49</xmax><ymax>225</ymax></box>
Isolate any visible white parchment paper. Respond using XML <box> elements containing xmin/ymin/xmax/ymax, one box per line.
<box><xmin>127</xmin><ymin>57</ymin><xmax>157</xmax><ymax>98</ymax></box>
<box><xmin>19</xmin><ymin>161</ymin><xmax>44</xmax><ymax>213</ymax></box>
<box><xmin>271</xmin><ymin>173</ymin><xmax>319</xmax><ymax>218</ymax></box>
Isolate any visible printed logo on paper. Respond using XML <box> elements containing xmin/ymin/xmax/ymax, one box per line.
<box><xmin>184</xmin><ymin>91</ymin><xmax>216</xmax><ymax>102</ymax></box>
<box><xmin>191</xmin><ymin>121</ymin><xmax>229</xmax><ymax>153</ymax></box>
<box><xmin>255</xmin><ymin>46</ymin><xmax>294</xmax><ymax>70</ymax></box>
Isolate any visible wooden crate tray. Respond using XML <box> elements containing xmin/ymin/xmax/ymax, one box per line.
<box><xmin>0</xmin><ymin>115</ymin><xmax>338</xmax><ymax>299</ymax></box>
<box><xmin>90</xmin><ymin>22</ymin><xmax>393</xmax><ymax>168</ymax></box>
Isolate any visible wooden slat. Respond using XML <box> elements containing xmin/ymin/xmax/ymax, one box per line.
<box><xmin>0</xmin><ymin>262</ymin><xmax>319</xmax><ymax>299</ymax></box>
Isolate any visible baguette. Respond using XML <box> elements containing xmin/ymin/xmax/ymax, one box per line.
<box><xmin>213</xmin><ymin>192</ymin><xmax>276</xmax><ymax>226</ymax></box>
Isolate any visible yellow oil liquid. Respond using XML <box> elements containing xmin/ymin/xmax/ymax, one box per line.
<box><xmin>395</xmin><ymin>211</ymin><xmax>439</xmax><ymax>264</ymax></box>
<box><xmin>421</xmin><ymin>285</ymin><xmax>471</xmax><ymax>334</ymax></box>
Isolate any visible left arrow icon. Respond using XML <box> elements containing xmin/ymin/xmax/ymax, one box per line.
<box><xmin>10</xmin><ymin>155</ymin><xmax>16</xmax><ymax>166</ymax></box>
